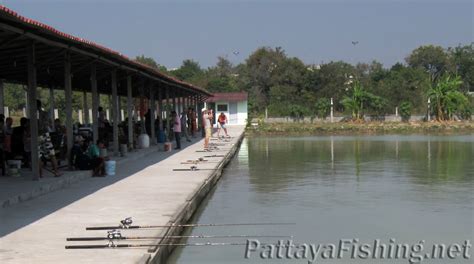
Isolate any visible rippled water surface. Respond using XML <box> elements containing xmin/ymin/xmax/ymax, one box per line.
<box><xmin>167</xmin><ymin>135</ymin><xmax>474</xmax><ymax>264</ymax></box>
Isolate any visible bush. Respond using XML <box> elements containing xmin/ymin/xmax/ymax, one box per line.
<box><xmin>399</xmin><ymin>101</ymin><xmax>412</xmax><ymax>122</ymax></box>
<box><xmin>314</xmin><ymin>98</ymin><xmax>331</xmax><ymax>119</ymax></box>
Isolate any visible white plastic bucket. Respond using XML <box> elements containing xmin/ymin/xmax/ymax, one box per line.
<box><xmin>138</xmin><ymin>134</ymin><xmax>150</xmax><ymax>149</ymax></box>
<box><xmin>105</xmin><ymin>160</ymin><xmax>116</xmax><ymax>176</ymax></box>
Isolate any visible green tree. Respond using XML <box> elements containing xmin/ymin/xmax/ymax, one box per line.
<box><xmin>427</xmin><ymin>75</ymin><xmax>468</xmax><ymax>121</ymax></box>
<box><xmin>314</xmin><ymin>98</ymin><xmax>331</xmax><ymax>119</ymax></box>
<box><xmin>205</xmin><ymin>57</ymin><xmax>239</xmax><ymax>92</ymax></box>
<box><xmin>134</xmin><ymin>55</ymin><xmax>167</xmax><ymax>72</ymax></box>
<box><xmin>170</xmin><ymin>59</ymin><xmax>204</xmax><ymax>82</ymax></box>
<box><xmin>448</xmin><ymin>44</ymin><xmax>474</xmax><ymax>93</ymax></box>
<box><xmin>236</xmin><ymin>47</ymin><xmax>288</xmax><ymax>113</ymax></box>
<box><xmin>406</xmin><ymin>45</ymin><xmax>449</xmax><ymax>82</ymax></box>
<box><xmin>399</xmin><ymin>101</ymin><xmax>412</xmax><ymax>122</ymax></box>
<box><xmin>304</xmin><ymin>61</ymin><xmax>356</xmax><ymax>112</ymax></box>
<box><xmin>373</xmin><ymin>64</ymin><xmax>430</xmax><ymax>114</ymax></box>
<box><xmin>340</xmin><ymin>81</ymin><xmax>383</xmax><ymax>121</ymax></box>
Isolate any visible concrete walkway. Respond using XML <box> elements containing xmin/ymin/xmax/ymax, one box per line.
<box><xmin>0</xmin><ymin>126</ymin><xmax>245</xmax><ymax>264</ymax></box>
<box><xmin>0</xmin><ymin>144</ymin><xmax>168</xmax><ymax>208</ymax></box>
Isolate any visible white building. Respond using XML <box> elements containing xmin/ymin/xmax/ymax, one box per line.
<box><xmin>206</xmin><ymin>92</ymin><xmax>248</xmax><ymax>126</ymax></box>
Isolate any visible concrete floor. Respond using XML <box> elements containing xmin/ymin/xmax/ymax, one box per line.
<box><xmin>0</xmin><ymin>126</ymin><xmax>245</xmax><ymax>264</ymax></box>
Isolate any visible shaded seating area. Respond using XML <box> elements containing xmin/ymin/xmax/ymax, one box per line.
<box><xmin>0</xmin><ymin>5</ymin><xmax>211</xmax><ymax>180</ymax></box>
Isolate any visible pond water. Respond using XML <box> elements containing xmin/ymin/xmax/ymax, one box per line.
<box><xmin>167</xmin><ymin>135</ymin><xmax>473</xmax><ymax>264</ymax></box>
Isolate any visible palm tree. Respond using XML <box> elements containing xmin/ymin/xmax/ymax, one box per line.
<box><xmin>341</xmin><ymin>81</ymin><xmax>368</xmax><ymax>121</ymax></box>
<box><xmin>427</xmin><ymin>75</ymin><xmax>466</xmax><ymax>121</ymax></box>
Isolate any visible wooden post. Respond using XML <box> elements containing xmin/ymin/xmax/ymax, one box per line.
<box><xmin>49</xmin><ymin>86</ymin><xmax>55</xmax><ymax>126</ymax></box>
<box><xmin>83</xmin><ymin>89</ymin><xmax>89</xmax><ymax>124</ymax></box>
<box><xmin>172</xmin><ymin>92</ymin><xmax>176</xmax><ymax>114</ymax></box>
<box><xmin>0</xmin><ymin>80</ymin><xmax>4</xmax><ymax>115</ymax></box>
<box><xmin>127</xmin><ymin>75</ymin><xmax>133</xmax><ymax>149</ymax></box>
<box><xmin>117</xmin><ymin>95</ymin><xmax>122</xmax><ymax>121</ymax></box>
<box><xmin>27</xmin><ymin>42</ymin><xmax>39</xmax><ymax>180</ymax></box>
<box><xmin>194</xmin><ymin>94</ymin><xmax>199</xmax><ymax>131</ymax></box>
<box><xmin>64</xmin><ymin>52</ymin><xmax>73</xmax><ymax>169</ymax></box>
<box><xmin>165</xmin><ymin>87</ymin><xmax>170</xmax><ymax>141</ymax></box>
<box><xmin>158</xmin><ymin>87</ymin><xmax>163</xmax><ymax>132</ymax></box>
<box><xmin>111</xmin><ymin>70</ymin><xmax>119</xmax><ymax>156</ymax></box>
<box><xmin>139</xmin><ymin>81</ymin><xmax>145</xmax><ymax>133</ymax></box>
<box><xmin>91</xmin><ymin>64</ymin><xmax>99</xmax><ymax>144</ymax></box>
<box><xmin>149</xmin><ymin>85</ymin><xmax>155</xmax><ymax>145</ymax></box>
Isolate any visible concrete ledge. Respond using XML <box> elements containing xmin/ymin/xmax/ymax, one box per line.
<box><xmin>147</xmin><ymin>132</ymin><xmax>245</xmax><ymax>264</ymax></box>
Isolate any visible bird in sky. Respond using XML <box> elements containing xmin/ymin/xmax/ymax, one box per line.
<box><xmin>352</xmin><ymin>41</ymin><xmax>359</xmax><ymax>46</ymax></box>
<box><xmin>232</xmin><ymin>51</ymin><xmax>240</xmax><ymax>56</ymax></box>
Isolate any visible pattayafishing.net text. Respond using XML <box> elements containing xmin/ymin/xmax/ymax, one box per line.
<box><xmin>244</xmin><ymin>239</ymin><xmax>471</xmax><ymax>264</ymax></box>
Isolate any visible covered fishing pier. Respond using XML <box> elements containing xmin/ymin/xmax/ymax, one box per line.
<box><xmin>0</xmin><ymin>6</ymin><xmax>211</xmax><ymax>180</ymax></box>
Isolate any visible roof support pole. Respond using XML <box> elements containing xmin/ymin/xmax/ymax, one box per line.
<box><xmin>64</xmin><ymin>52</ymin><xmax>73</xmax><ymax>169</ymax></box>
<box><xmin>117</xmin><ymin>95</ymin><xmax>122</xmax><ymax>122</ymax></box>
<box><xmin>194</xmin><ymin>94</ymin><xmax>199</xmax><ymax>132</ymax></box>
<box><xmin>0</xmin><ymin>80</ymin><xmax>4</xmax><ymax>115</ymax></box>
<box><xmin>139</xmin><ymin>81</ymin><xmax>145</xmax><ymax>133</ymax></box>
<box><xmin>177</xmin><ymin>91</ymin><xmax>181</xmax><ymax>114</ymax></box>
<box><xmin>158</xmin><ymin>87</ymin><xmax>163</xmax><ymax>132</ymax></box>
<box><xmin>91</xmin><ymin>64</ymin><xmax>99</xmax><ymax>144</ymax></box>
<box><xmin>27</xmin><ymin>42</ymin><xmax>39</xmax><ymax>180</ymax></box>
<box><xmin>172</xmin><ymin>91</ymin><xmax>176</xmax><ymax>114</ymax></box>
<box><xmin>83</xmin><ymin>89</ymin><xmax>89</xmax><ymax>124</ymax></box>
<box><xmin>126</xmin><ymin>75</ymin><xmax>133</xmax><ymax>149</ymax></box>
<box><xmin>49</xmin><ymin>86</ymin><xmax>55</xmax><ymax>126</ymax></box>
<box><xmin>149</xmin><ymin>85</ymin><xmax>155</xmax><ymax>145</ymax></box>
<box><xmin>165</xmin><ymin>87</ymin><xmax>170</xmax><ymax>141</ymax></box>
<box><xmin>111</xmin><ymin>70</ymin><xmax>119</xmax><ymax>156</ymax></box>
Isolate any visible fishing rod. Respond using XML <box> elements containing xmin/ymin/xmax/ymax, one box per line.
<box><xmin>196</xmin><ymin>149</ymin><xmax>231</xmax><ymax>153</ymax></box>
<box><xmin>203</xmin><ymin>155</ymin><xmax>225</xmax><ymax>158</ymax></box>
<box><xmin>181</xmin><ymin>161</ymin><xmax>219</xmax><ymax>164</ymax></box>
<box><xmin>67</xmin><ymin>232</ymin><xmax>293</xmax><ymax>241</ymax></box>
<box><xmin>86</xmin><ymin>217</ymin><xmax>296</xmax><ymax>230</ymax></box>
<box><xmin>66</xmin><ymin>241</ymin><xmax>251</xmax><ymax>249</ymax></box>
<box><xmin>173</xmin><ymin>166</ymin><xmax>217</xmax><ymax>171</ymax></box>
<box><xmin>181</xmin><ymin>158</ymin><xmax>220</xmax><ymax>164</ymax></box>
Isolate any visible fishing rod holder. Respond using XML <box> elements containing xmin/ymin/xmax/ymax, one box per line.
<box><xmin>107</xmin><ymin>230</ymin><xmax>123</xmax><ymax>239</ymax></box>
<box><xmin>120</xmin><ymin>217</ymin><xmax>133</xmax><ymax>228</ymax></box>
<box><xmin>190</xmin><ymin>166</ymin><xmax>198</xmax><ymax>171</ymax></box>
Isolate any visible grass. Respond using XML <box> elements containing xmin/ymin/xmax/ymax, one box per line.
<box><xmin>247</xmin><ymin>121</ymin><xmax>474</xmax><ymax>136</ymax></box>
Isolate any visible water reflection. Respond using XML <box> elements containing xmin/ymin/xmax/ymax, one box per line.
<box><xmin>168</xmin><ymin>135</ymin><xmax>473</xmax><ymax>264</ymax></box>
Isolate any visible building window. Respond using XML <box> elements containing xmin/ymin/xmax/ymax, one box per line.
<box><xmin>217</xmin><ymin>104</ymin><xmax>228</xmax><ymax>112</ymax></box>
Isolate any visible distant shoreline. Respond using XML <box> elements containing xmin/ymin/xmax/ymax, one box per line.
<box><xmin>246</xmin><ymin>121</ymin><xmax>474</xmax><ymax>135</ymax></box>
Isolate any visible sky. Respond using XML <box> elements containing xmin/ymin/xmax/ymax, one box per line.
<box><xmin>2</xmin><ymin>0</ymin><xmax>473</xmax><ymax>69</ymax></box>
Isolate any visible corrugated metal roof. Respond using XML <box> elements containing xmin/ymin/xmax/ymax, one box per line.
<box><xmin>0</xmin><ymin>5</ymin><xmax>211</xmax><ymax>96</ymax></box>
<box><xmin>206</xmin><ymin>92</ymin><xmax>248</xmax><ymax>102</ymax></box>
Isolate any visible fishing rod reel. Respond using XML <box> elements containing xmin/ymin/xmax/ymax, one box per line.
<box><xmin>106</xmin><ymin>239</ymin><xmax>118</xmax><ymax>248</ymax></box>
<box><xmin>107</xmin><ymin>230</ymin><xmax>123</xmax><ymax>239</ymax></box>
<box><xmin>119</xmin><ymin>217</ymin><xmax>133</xmax><ymax>228</ymax></box>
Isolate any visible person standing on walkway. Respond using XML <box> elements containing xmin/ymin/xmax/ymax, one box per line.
<box><xmin>202</xmin><ymin>109</ymin><xmax>212</xmax><ymax>150</ymax></box>
<box><xmin>37</xmin><ymin>100</ymin><xmax>61</xmax><ymax>178</ymax></box>
<box><xmin>172</xmin><ymin>111</ymin><xmax>181</xmax><ymax>150</ymax></box>
<box><xmin>180</xmin><ymin>111</ymin><xmax>191</xmax><ymax>142</ymax></box>
<box><xmin>191</xmin><ymin>108</ymin><xmax>197</xmax><ymax>138</ymax></box>
<box><xmin>217</xmin><ymin>112</ymin><xmax>229</xmax><ymax>138</ymax></box>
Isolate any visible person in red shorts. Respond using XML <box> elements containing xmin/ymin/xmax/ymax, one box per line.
<box><xmin>217</xmin><ymin>112</ymin><xmax>229</xmax><ymax>138</ymax></box>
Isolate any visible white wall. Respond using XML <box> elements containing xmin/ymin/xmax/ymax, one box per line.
<box><xmin>237</xmin><ymin>100</ymin><xmax>248</xmax><ymax>125</ymax></box>
<box><xmin>212</xmin><ymin>100</ymin><xmax>247</xmax><ymax>126</ymax></box>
